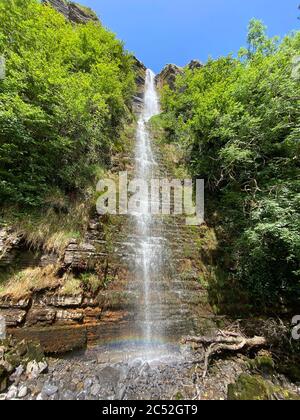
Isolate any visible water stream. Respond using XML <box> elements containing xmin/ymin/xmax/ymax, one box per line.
<box><xmin>133</xmin><ymin>69</ymin><xmax>165</xmax><ymax>350</ymax></box>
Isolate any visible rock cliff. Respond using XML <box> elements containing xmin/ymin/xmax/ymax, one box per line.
<box><xmin>43</xmin><ymin>0</ymin><xmax>98</xmax><ymax>24</ymax></box>
<box><xmin>156</xmin><ymin>60</ymin><xmax>203</xmax><ymax>90</ymax></box>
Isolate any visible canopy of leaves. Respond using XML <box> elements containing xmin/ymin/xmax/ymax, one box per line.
<box><xmin>0</xmin><ymin>0</ymin><xmax>135</xmax><ymax>206</ymax></box>
<box><xmin>161</xmin><ymin>20</ymin><xmax>300</xmax><ymax>310</ymax></box>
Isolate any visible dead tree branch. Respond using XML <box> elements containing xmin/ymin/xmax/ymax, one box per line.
<box><xmin>182</xmin><ymin>330</ymin><xmax>267</xmax><ymax>378</ymax></box>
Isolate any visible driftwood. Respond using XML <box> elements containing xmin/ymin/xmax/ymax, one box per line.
<box><xmin>182</xmin><ymin>330</ymin><xmax>267</xmax><ymax>378</ymax></box>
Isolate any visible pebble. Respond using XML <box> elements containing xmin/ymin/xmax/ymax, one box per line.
<box><xmin>84</xmin><ymin>378</ymin><xmax>93</xmax><ymax>389</ymax></box>
<box><xmin>6</xmin><ymin>385</ymin><xmax>18</xmax><ymax>400</ymax></box>
<box><xmin>42</xmin><ymin>384</ymin><xmax>58</xmax><ymax>397</ymax></box>
<box><xmin>90</xmin><ymin>383</ymin><xmax>101</xmax><ymax>397</ymax></box>
<box><xmin>18</xmin><ymin>386</ymin><xmax>28</xmax><ymax>399</ymax></box>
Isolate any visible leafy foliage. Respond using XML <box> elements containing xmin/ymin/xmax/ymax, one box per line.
<box><xmin>161</xmin><ymin>21</ymin><xmax>300</xmax><ymax>309</ymax></box>
<box><xmin>0</xmin><ymin>0</ymin><xmax>135</xmax><ymax>206</ymax></box>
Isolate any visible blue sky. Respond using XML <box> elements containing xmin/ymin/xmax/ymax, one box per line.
<box><xmin>78</xmin><ymin>0</ymin><xmax>299</xmax><ymax>73</ymax></box>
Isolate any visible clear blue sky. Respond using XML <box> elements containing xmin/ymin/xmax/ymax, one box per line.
<box><xmin>78</xmin><ymin>0</ymin><xmax>299</xmax><ymax>73</ymax></box>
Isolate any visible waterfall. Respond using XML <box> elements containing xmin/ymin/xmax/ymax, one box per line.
<box><xmin>134</xmin><ymin>69</ymin><xmax>163</xmax><ymax>347</ymax></box>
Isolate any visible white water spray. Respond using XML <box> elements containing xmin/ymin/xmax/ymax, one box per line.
<box><xmin>134</xmin><ymin>70</ymin><xmax>162</xmax><ymax>346</ymax></box>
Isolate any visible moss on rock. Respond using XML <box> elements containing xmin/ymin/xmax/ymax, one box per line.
<box><xmin>228</xmin><ymin>374</ymin><xmax>300</xmax><ymax>401</ymax></box>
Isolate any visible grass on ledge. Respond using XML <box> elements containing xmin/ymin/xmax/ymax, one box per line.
<box><xmin>0</xmin><ymin>265</ymin><xmax>60</xmax><ymax>300</ymax></box>
<box><xmin>0</xmin><ymin>187</ymin><xmax>97</xmax><ymax>254</ymax></box>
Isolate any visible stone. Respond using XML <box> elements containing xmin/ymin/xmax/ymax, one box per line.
<box><xmin>43</xmin><ymin>0</ymin><xmax>98</xmax><ymax>24</ymax></box>
<box><xmin>0</xmin><ymin>315</ymin><xmax>6</xmax><ymax>339</ymax></box>
<box><xmin>9</xmin><ymin>365</ymin><xmax>24</xmax><ymax>382</ymax></box>
<box><xmin>6</xmin><ymin>385</ymin><xmax>18</xmax><ymax>400</ymax></box>
<box><xmin>63</xmin><ymin>241</ymin><xmax>97</xmax><ymax>269</ymax></box>
<box><xmin>42</xmin><ymin>384</ymin><xmax>58</xmax><ymax>397</ymax></box>
<box><xmin>84</xmin><ymin>378</ymin><xmax>93</xmax><ymax>389</ymax></box>
<box><xmin>61</xmin><ymin>390</ymin><xmax>75</xmax><ymax>400</ymax></box>
<box><xmin>0</xmin><ymin>227</ymin><xmax>23</xmax><ymax>268</ymax></box>
<box><xmin>90</xmin><ymin>383</ymin><xmax>101</xmax><ymax>397</ymax></box>
<box><xmin>56</xmin><ymin>309</ymin><xmax>84</xmax><ymax>323</ymax></box>
<box><xmin>26</xmin><ymin>360</ymin><xmax>48</xmax><ymax>379</ymax></box>
<box><xmin>18</xmin><ymin>385</ymin><xmax>28</xmax><ymax>398</ymax></box>
<box><xmin>44</xmin><ymin>294</ymin><xmax>83</xmax><ymax>308</ymax></box>
<box><xmin>0</xmin><ymin>298</ymin><xmax>30</xmax><ymax>310</ymax></box>
<box><xmin>26</xmin><ymin>308</ymin><xmax>56</xmax><ymax>327</ymax></box>
<box><xmin>1</xmin><ymin>309</ymin><xmax>26</xmax><ymax>327</ymax></box>
<box><xmin>156</xmin><ymin>64</ymin><xmax>183</xmax><ymax>90</ymax></box>
<box><xmin>187</xmin><ymin>60</ymin><xmax>203</xmax><ymax>70</ymax></box>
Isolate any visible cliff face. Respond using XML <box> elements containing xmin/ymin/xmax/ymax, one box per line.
<box><xmin>156</xmin><ymin>64</ymin><xmax>183</xmax><ymax>90</ymax></box>
<box><xmin>43</xmin><ymin>0</ymin><xmax>98</xmax><ymax>24</ymax></box>
<box><xmin>156</xmin><ymin>60</ymin><xmax>203</xmax><ymax>90</ymax></box>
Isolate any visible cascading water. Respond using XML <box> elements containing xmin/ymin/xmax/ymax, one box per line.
<box><xmin>133</xmin><ymin>70</ymin><xmax>164</xmax><ymax>348</ymax></box>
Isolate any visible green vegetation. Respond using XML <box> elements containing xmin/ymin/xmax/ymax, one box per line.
<box><xmin>0</xmin><ymin>0</ymin><xmax>135</xmax><ymax>209</ymax></box>
<box><xmin>228</xmin><ymin>373</ymin><xmax>300</xmax><ymax>401</ymax></box>
<box><xmin>161</xmin><ymin>20</ymin><xmax>300</xmax><ymax>311</ymax></box>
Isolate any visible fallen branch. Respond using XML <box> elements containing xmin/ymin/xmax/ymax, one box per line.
<box><xmin>182</xmin><ymin>330</ymin><xmax>267</xmax><ymax>378</ymax></box>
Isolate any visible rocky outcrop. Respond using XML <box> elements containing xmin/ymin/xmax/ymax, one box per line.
<box><xmin>43</xmin><ymin>0</ymin><xmax>98</xmax><ymax>24</ymax></box>
<box><xmin>132</xmin><ymin>57</ymin><xmax>146</xmax><ymax>113</ymax></box>
<box><xmin>188</xmin><ymin>59</ymin><xmax>203</xmax><ymax>70</ymax></box>
<box><xmin>156</xmin><ymin>60</ymin><xmax>203</xmax><ymax>91</ymax></box>
<box><xmin>156</xmin><ymin>64</ymin><xmax>183</xmax><ymax>90</ymax></box>
<box><xmin>0</xmin><ymin>227</ymin><xmax>23</xmax><ymax>268</ymax></box>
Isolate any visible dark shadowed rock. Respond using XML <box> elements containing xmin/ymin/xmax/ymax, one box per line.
<box><xmin>187</xmin><ymin>60</ymin><xmax>203</xmax><ymax>70</ymax></box>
